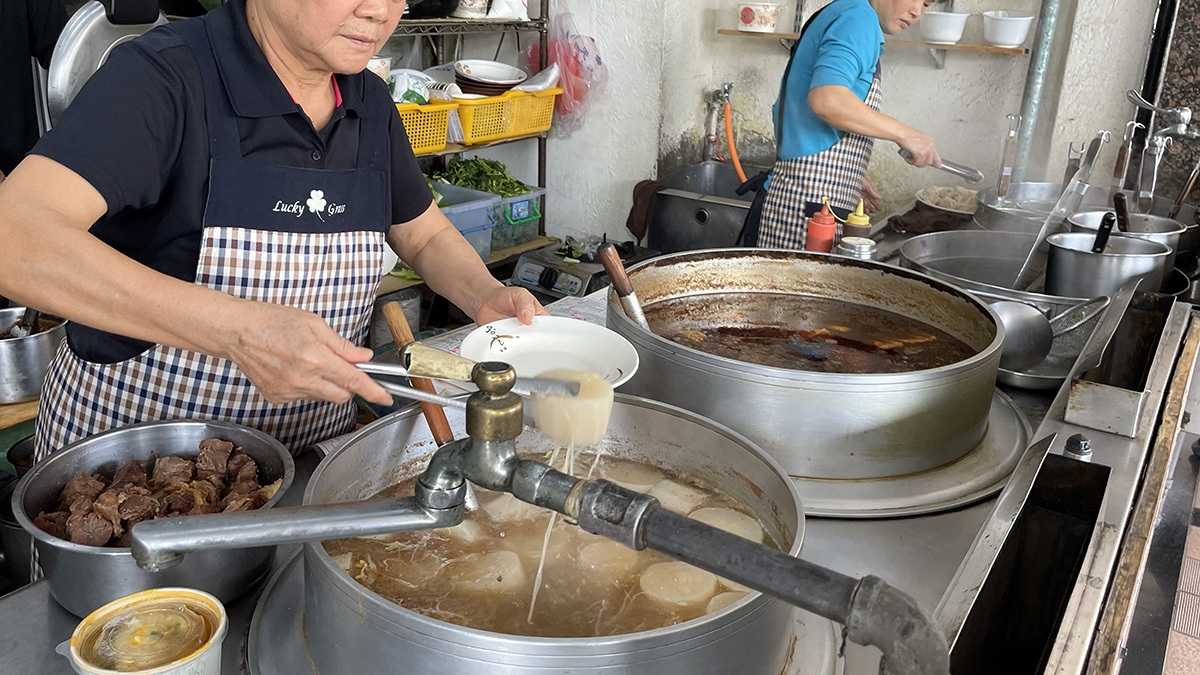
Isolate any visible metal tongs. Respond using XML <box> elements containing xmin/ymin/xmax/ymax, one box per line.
<box><xmin>1012</xmin><ymin>129</ymin><xmax>1112</xmax><ymax>290</ymax></box>
<box><xmin>899</xmin><ymin>148</ymin><xmax>984</xmax><ymax>183</ymax></box>
<box><xmin>357</xmin><ymin>343</ymin><xmax>580</xmax><ymax>411</ymax></box>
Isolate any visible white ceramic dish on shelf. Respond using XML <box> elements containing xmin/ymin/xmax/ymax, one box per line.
<box><xmin>453</xmin><ymin>59</ymin><xmax>528</xmax><ymax>85</ymax></box>
<box><xmin>459</xmin><ymin>316</ymin><xmax>639</xmax><ymax>386</ymax></box>
<box><xmin>983</xmin><ymin>11</ymin><xmax>1034</xmax><ymax>48</ymax></box>
<box><xmin>918</xmin><ymin>11</ymin><xmax>969</xmax><ymax>45</ymax></box>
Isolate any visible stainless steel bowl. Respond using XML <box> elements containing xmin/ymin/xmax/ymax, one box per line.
<box><xmin>303</xmin><ymin>396</ymin><xmax>805</xmax><ymax>675</ymax></box>
<box><xmin>12</xmin><ymin>419</ymin><xmax>295</xmax><ymax>616</ymax></box>
<box><xmin>0</xmin><ymin>478</ymin><xmax>33</xmax><ymax>588</ymax></box>
<box><xmin>0</xmin><ymin>307</ymin><xmax>66</xmax><ymax>404</ymax></box>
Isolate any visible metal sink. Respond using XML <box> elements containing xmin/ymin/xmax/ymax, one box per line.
<box><xmin>649</xmin><ymin>160</ymin><xmax>752</xmax><ymax>254</ymax></box>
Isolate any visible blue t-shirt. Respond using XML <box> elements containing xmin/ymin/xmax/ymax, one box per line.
<box><xmin>773</xmin><ymin>0</ymin><xmax>885</xmax><ymax>159</ymax></box>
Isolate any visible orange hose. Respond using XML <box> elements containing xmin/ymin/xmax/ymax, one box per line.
<box><xmin>724</xmin><ymin>101</ymin><xmax>748</xmax><ymax>183</ymax></box>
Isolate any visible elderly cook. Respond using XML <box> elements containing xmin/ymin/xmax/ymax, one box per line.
<box><xmin>0</xmin><ymin>0</ymin><xmax>546</xmax><ymax>460</ymax></box>
<box><xmin>748</xmin><ymin>0</ymin><xmax>943</xmax><ymax>248</ymax></box>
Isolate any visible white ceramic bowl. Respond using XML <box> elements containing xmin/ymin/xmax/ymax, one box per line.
<box><xmin>459</xmin><ymin>316</ymin><xmax>640</xmax><ymax>387</ymax></box>
<box><xmin>453</xmin><ymin>59</ymin><xmax>527</xmax><ymax>85</ymax></box>
<box><xmin>983</xmin><ymin>11</ymin><xmax>1034</xmax><ymax>47</ymax></box>
<box><xmin>919</xmin><ymin>11</ymin><xmax>969</xmax><ymax>45</ymax></box>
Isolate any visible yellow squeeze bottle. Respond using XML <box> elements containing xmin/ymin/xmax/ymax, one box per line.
<box><xmin>844</xmin><ymin>200</ymin><xmax>872</xmax><ymax>239</ymax></box>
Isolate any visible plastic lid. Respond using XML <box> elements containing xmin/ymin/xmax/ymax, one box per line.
<box><xmin>846</xmin><ymin>200</ymin><xmax>870</xmax><ymax>227</ymax></box>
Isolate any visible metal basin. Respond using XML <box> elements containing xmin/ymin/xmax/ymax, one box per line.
<box><xmin>648</xmin><ymin>161</ymin><xmax>750</xmax><ymax>254</ymax></box>
<box><xmin>899</xmin><ymin>230</ymin><xmax>1090</xmax><ymax>312</ymax></box>
<box><xmin>1067</xmin><ymin>211</ymin><xmax>1186</xmax><ymax>271</ymax></box>
<box><xmin>0</xmin><ymin>307</ymin><xmax>66</xmax><ymax>404</ymax></box>
<box><xmin>12</xmin><ymin>419</ymin><xmax>295</xmax><ymax>617</ymax></box>
<box><xmin>0</xmin><ymin>478</ymin><xmax>33</xmax><ymax>588</ymax></box>
<box><xmin>605</xmin><ymin>249</ymin><xmax>1002</xmax><ymax>480</ymax></box>
<box><xmin>303</xmin><ymin>396</ymin><xmax>804</xmax><ymax>675</ymax></box>
<box><xmin>1046</xmin><ymin>233</ymin><xmax>1171</xmax><ymax>297</ymax></box>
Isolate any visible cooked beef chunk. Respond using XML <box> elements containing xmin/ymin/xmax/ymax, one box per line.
<box><xmin>195</xmin><ymin>439</ymin><xmax>234</xmax><ymax>480</ymax></box>
<box><xmin>117</xmin><ymin>493</ymin><xmax>159</xmax><ymax>522</ymax></box>
<box><xmin>59</xmin><ymin>473</ymin><xmax>106</xmax><ymax>509</ymax></box>
<box><xmin>203</xmin><ymin>474</ymin><xmax>226</xmax><ymax>493</ymax></box>
<box><xmin>34</xmin><ymin>511</ymin><xmax>69</xmax><ymax>539</ymax></box>
<box><xmin>228</xmin><ymin>476</ymin><xmax>260</xmax><ymax>497</ymax></box>
<box><xmin>253</xmin><ymin>479</ymin><xmax>282</xmax><ymax>508</ymax></box>
<box><xmin>114</xmin><ymin>530</ymin><xmax>133</xmax><ymax>548</ymax></box>
<box><xmin>222</xmin><ymin>493</ymin><xmax>257</xmax><ymax>512</ymax></box>
<box><xmin>67</xmin><ymin>511</ymin><xmax>113</xmax><ymax>546</ymax></box>
<box><xmin>162</xmin><ymin>489</ymin><xmax>193</xmax><ymax>514</ymax></box>
<box><xmin>187</xmin><ymin>503</ymin><xmax>223</xmax><ymax>516</ymax></box>
<box><xmin>92</xmin><ymin>491</ymin><xmax>124</xmax><ymax>535</ymax></box>
<box><xmin>68</xmin><ymin>496</ymin><xmax>94</xmax><ymax>515</ymax></box>
<box><xmin>150</xmin><ymin>456</ymin><xmax>194</xmax><ymax>487</ymax></box>
<box><xmin>190</xmin><ymin>480</ymin><xmax>220</xmax><ymax>507</ymax></box>
<box><xmin>109</xmin><ymin>460</ymin><xmax>148</xmax><ymax>490</ymax></box>
<box><xmin>225</xmin><ymin>452</ymin><xmax>257</xmax><ymax>483</ymax></box>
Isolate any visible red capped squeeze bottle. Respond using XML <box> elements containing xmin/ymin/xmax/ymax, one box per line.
<box><xmin>804</xmin><ymin>200</ymin><xmax>837</xmax><ymax>253</ymax></box>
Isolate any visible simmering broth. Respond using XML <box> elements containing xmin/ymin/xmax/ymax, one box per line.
<box><xmin>323</xmin><ymin>452</ymin><xmax>773</xmax><ymax>637</ymax></box>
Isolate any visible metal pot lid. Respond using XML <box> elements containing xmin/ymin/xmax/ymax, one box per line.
<box><xmin>246</xmin><ymin>550</ymin><xmax>843</xmax><ymax>675</ymax></box>
<box><xmin>47</xmin><ymin>2</ymin><xmax>167</xmax><ymax>124</ymax></box>
<box><xmin>791</xmin><ymin>391</ymin><xmax>1030</xmax><ymax>518</ymax></box>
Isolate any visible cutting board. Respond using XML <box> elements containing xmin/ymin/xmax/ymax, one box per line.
<box><xmin>0</xmin><ymin>400</ymin><xmax>38</xmax><ymax>431</ymax></box>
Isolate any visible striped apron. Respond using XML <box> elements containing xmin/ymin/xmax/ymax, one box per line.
<box><xmin>33</xmin><ymin>18</ymin><xmax>392</xmax><ymax>462</ymax></box>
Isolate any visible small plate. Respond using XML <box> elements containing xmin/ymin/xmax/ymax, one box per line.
<box><xmin>915</xmin><ymin>186</ymin><xmax>977</xmax><ymax>216</ymax></box>
<box><xmin>453</xmin><ymin>59</ymin><xmax>528</xmax><ymax>85</ymax></box>
<box><xmin>459</xmin><ymin>316</ymin><xmax>639</xmax><ymax>386</ymax></box>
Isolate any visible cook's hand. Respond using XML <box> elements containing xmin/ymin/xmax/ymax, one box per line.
<box><xmin>862</xmin><ymin>179</ymin><xmax>883</xmax><ymax>213</ymax></box>
<box><xmin>223</xmin><ymin>302</ymin><xmax>393</xmax><ymax>407</ymax></box>
<box><xmin>472</xmin><ymin>286</ymin><xmax>549</xmax><ymax>326</ymax></box>
<box><xmin>899</xmin><ymin>132</ymin><xmax>941</xmax><ymax>169</ymax></box>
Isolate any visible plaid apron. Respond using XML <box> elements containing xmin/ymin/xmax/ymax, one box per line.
<box><xmin>757</xmin><ymin>77</ymin><xmax>882</xmax><ymax>250</ymax></box>
<box><xmin>33</xmin><ymin>18</ymin><xmax>392</xmax><ymax>462</ymax></box>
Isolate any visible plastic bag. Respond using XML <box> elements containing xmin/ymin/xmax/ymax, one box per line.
<box><xmin>523</xmin><ymin>0</ymin><xmax>607</xmax><ymax>137</ymax></box>
<box><xmin>487</xmin><ymin>0</ymin><xmax>529</xmax><ymax>21</ymax></box>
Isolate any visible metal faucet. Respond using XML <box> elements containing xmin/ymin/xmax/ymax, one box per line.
<box><xmin>130</xmin><ymin>349</ymin><xmax>950</xmax><ymax>675</ymax></box>
<box><xmin>703</xmin><ymin>83</ymin><xmax>735</xmax><ymax>161</ymax></box>
<box><xmin>1125</xmin><ymin>90</ymin><xmax>1200</xmax><ymax>212</ymax></box>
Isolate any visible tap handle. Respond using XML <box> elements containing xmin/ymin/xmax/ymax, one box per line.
<box><xmin>1127</xmin><ymin>90</ymin><xmax>1191</xmax><ymax>126</ymax></box>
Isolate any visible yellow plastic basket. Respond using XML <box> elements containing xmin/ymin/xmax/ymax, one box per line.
<box><xmin>455</xmin><ymin>88</ymin><xmax>562</xmax><ymax>145</ymax></box>
<box><xmin>395</xmin><ymin>99</ymin><xmax>459</xmax><ymax>155</ymax></box>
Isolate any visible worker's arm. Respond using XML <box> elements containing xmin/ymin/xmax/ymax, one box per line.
<box><xmin>0</xmin><ymin>156</ymin><xmax>391</xmax><ymax>406</ymax></box>
<box><xmin>387</xmin><ymin>202</ymin><xmax>548</xmax><ymax>326</ymax></box>
<box><xmin>808</xmin><ymin>84</ymin><xmax>941</xmax><ymax>168</ymax></box>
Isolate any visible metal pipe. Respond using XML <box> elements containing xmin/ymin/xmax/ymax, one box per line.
<box><xmin>1128</xmin><ymin>0</ymin><xmax>1181</xmax><ymax>185</ymax></box>
<box><xmin>1012</xmin><ymin>0</ymin><xmax>1063</xmax><ymax>184</ymax></box>
<box><xmin>130</xmin><ymin>497</ymin><xmax>463</xmax><ymax>572</ymax></box>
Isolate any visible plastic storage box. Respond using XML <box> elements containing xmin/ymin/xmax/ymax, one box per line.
<box><xmin>435</xmin><ymin>183</ymin><xmax>500</xmax><ymax>233</ymax></box>
<box><xmin>395</xmin><ymin>99</ymin><xmax>458</xmax><ymax>155</ymax></box>
<box><xmin>460</xmin><ymin>224</ymin><xmax>496</xmax><ymax>261</ymax></box>
<box><xmin>491</xmin><ymin>186</ymin><xmax>546</xmax><ymax>250</ymax></box>
<box><xmin>454</xmin><ymin>89</ymin><xmax>562</xmax><ymax>145</ymax></box>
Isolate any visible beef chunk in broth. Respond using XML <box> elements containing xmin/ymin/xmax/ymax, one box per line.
<box><xmin>33</xmin><ymin>511</ymin><xmax>69</xmax><ymax>539</ymax></box>
<box><xmin>59</xmin><ymin>473</ymin><xmax>106</xmax><ymax>509</ymax></box>
<box><xmin>67</xmin><ymin>511</ymin><xmax>113</xmax><ymax>547</ymax></box>
<box><xmin>195</xmin><ymin>439</ymin><xmax>234</xmax><ymax>480</ymax></box>
<box><xmin>109</xmin><ymin>460</ymin><xmax>148</xmax><ymax>490</ymax></box>
<box><xmin>151</xmin><ymin>456</ymin><xmax>195</xmax><ymax>487</ymax></box>
<box><xmin>117</xmin><ymin>492</ymin><xmax>159</xmax><ymax>522</ymax></box>
<box><xmin>67</xmin><ymin>496</ymin><xmax>94</xmax><ymax>515</ymax></box>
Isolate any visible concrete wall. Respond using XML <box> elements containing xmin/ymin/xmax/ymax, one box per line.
<box><xmin>389</xmin><ymin>0</ymin><xmax>1159</xmax><ymax>242</ymax></box>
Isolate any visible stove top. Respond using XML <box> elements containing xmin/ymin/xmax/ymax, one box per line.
<box><xmin>511</xmin><ymin>241</ymin><xmax>659</xmax><ymax>299</ymax></box>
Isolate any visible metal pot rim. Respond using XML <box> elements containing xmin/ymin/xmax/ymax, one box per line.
<box><xmin>302</xmin><ymin>393</ymin><xmax>805</xmax><ymax>645</ymax></box>
<box><xmin>12</xmin><ymin>419</ymin><xmax>296</xmax><ymax>555</ymax></box>
<box><xmin>1047</xmin><ymin>232</ymin><xmax>1173</xmax><ymax>257</ymax></box>
<box><xmin>1067</xmin><ymin>211</ymin><xmax>1188</xmax><ymax>236</ymax></box>
<box><xmin>606</xmin><ymin>247</ymin><xmax>1005</xmax><ymax>384</ymax></box>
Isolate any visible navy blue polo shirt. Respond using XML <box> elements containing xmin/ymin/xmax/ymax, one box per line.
<box><xmin>31</xmin><ymin>0</ymin><xmax>431</xmax><ymax>363</ymax></box>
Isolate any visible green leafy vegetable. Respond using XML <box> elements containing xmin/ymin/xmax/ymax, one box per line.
<box><xmin>433</xmin><ymin>158</ymin><xmax>532</xmax><ymax>197</ymax></box>
<box><xmin>425</xmin><ymin>175</ymin><xmax>447</xmax><ymax>207</ymax></box>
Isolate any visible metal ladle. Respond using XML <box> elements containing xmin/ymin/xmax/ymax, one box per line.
<box><xmin>993</xmin><ymin>296</ymin><xmax>1110</xmax><ymax>371</ymax></box>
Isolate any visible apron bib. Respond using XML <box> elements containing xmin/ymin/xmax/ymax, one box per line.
<box><xmin>757</xmin><ymin>77</ymin><xmax>882</xmax><ymax>250</ymax></box>
<box><xmin>34</xmin><ymin>19</ymin><xmax>391</xmax><ymax>460</ymax></box>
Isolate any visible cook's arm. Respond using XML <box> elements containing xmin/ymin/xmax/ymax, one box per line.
<box><xmin>0</xmin><ymin>156</ymin><xmax>391</xmax><ymax>406</ymax></box>
<box><xmin>808</xmin><ymin>85</ymin><xmax>941</xmax><ymax>168</ymax></box>
<box><xmin>387</xmin><ymin>201</ymin><xmax>547</xmax><ymax>325</ymax></box>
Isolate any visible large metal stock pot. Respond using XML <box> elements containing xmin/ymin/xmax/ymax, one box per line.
<box><xmin>605</xmin><ymin>249</ymin><xmax>1003</xmax><ymax>480</ymax></box>
<box><xmin>303</xmin><ymin>396</ymin><xmax>805</xmax><ymax>675</ymax></box>
<box><xmin>13</xmin><ymin>419</ymin><xmax>294</xmax><ymax>616</ymax></box>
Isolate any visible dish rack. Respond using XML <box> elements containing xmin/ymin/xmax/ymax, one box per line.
<box><xmin>394</xmin><ymin>99</ymin><xmax>459</xmax><ymax>155</ymax></box>
<box><xmin>455</xmin><ymin>89</ymin><xmax>562</xmax><ymax>145</ymax></box>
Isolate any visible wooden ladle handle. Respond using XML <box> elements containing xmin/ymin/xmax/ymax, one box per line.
<box><xmin>597</xmin><ymin>243</ymin><xmax>635</xmax><ymax>298</ymax></box>
<box><xmin>381</xmin><ymin>301</ymin><xmax>455</xmax><ymax>446</ymax></box>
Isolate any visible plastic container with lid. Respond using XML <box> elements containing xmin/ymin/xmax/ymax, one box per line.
<box><xmin>57</xmin><ymin>587</ymin><xmax>228</xmax><ymax>675</ymax></box>
<box><xmin>804</xmin><ymin>200</ymin><xmax>838</xmax><ymax>253</ymax></box>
